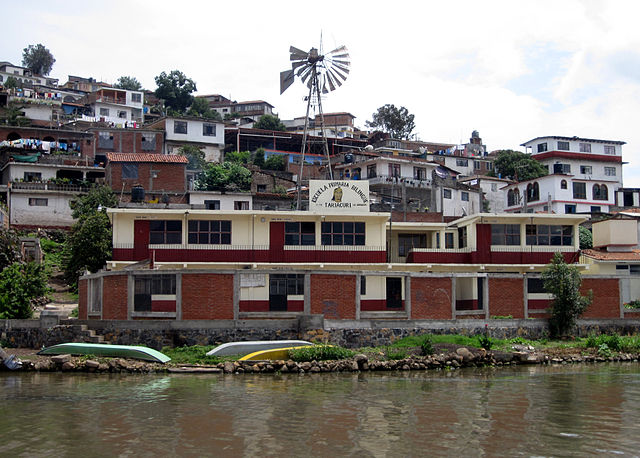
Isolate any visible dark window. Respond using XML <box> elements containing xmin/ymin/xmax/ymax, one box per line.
<box><xmin>526</xmin><ymin>182</ymin><xmax>540</xmax><ymax>202</ymax></box>
<box><xmin>141</xmin><ymin>134</ymin><xmax>156</xmax><ymax>151</ymax></box>
<box><xmin>99</xmin><ymin>108</ymin><xmax>109</xmax><ymax>116</ymax></box>
<box><xmin>388</xmin><ymin>164</ymin><xmax>400</xmax><ymax>177</ymax></box>
<box><xmin>444</xmin><ymin>232</ymin><xmax>454</xmax><ymax>249</ymax></box>
<box><xmin>579</xmin><ymin>143</ymin><xmax>591</xmax><ymax>153</ymax></box>
<box><xmin>413</xmin><ymin>167</ymin><xmax>426</xmax><ymax>180</ymax></box>
<box><xmin>565</xmin><ymin>204</ymin><xmax>576</xmax><ymax>214</ymax></box>
<box><xmin>461</xmin><ymin>192</ymin><xmax>469</xmax><ymax>201</ymax></box>
<box><xmin>203</xmin><ymin>123</ymin><xmax>216</xmax><ymax>136</ymax></box>
<box><xmin>553</xmin><ymin>163</ymin><xmax>571</xmax><ymax>174</ymax></box>
<box><xmin>527</xmin><ymin>278</ymin><xmax>546</xmax><ymax>294</ymax></box>
<box><xmin>23</xmin><ymin>172</ymin><xmax>41</xmax><ymax>182</ymax></box>
<box><xmin>188</xmin><ymin>220</ymin><xmax>231</xmax><ymax>244</ymax></box>
<box><xmin>631</xmin><ymin>265</ymin><xmax>640</xmax><ymax>275</ymax></box>
<box><xmin>257</xmin><ymin>184</ymin><xmax>267</xmax><ymax>192</ymax></box>
<box><xmin>456</xmin><ymin>158</ymin><xmax>468</xmax><ymax>167</ymax></box>
<box><xmin>560</xmin><ymin>180</ymin><xmax>567</xmax><ymax>189</ymax></box>
<box><xmin>131</xmin><ymin>93</ymin><xmax>142</xmax><ymax>103</ymax></box>
<box><xmin>367</xmin><ymin>164</ymin><xmax>377</xmax><ymax>178</ymax></box>
<box><xmin>234</xmin><ymin>201</ymin><xmax>249</xmax><ymax>210</ymax></box>
<box><xmin>321</xmin><ymin>221</ymin><xmax>365</xmax><ymax>246</ymax></box>
<box><xmin>149</xmin><ymin>220</ymin><xmax>182</xmax><ymax>244</ymax></box>
<box><xmin>285</xmin><ymin>222</ymin><xmax>315</xmax><ymax>245</ymax></box>
<box><xmin>580</xmin><ymin>165</ymin><xmax>592</xmax><ymax>174</ymax></box>
<box><xmin>593</xmin><ymin>184</ymin><xmax>608</xmax><ymax>201</ymax></box>
<box><xmin>590</xmin><ymin>206</ymin><xmax>601</xmax><ymax>213</ymax></box>
<box><xmin>122</xmin><ymin>163</ymin><xmax>138</xmax><ymax>179</ymax></box>
<box><xmin>491</xmin><ymin>224</ymin><xmax>521</xmax><ymax>245</ymax></box>
<box><xmin>29</xmin><ymin>198</ymin><xmax>48</xmax><ymax>206</ymax></box>
<box><xmin>397</xmin><ymin>234</ymin><xmax>426</xmax><ymax>257</ymax></box>
<box><xmin>174</xmin><ymin>121</ymin><xmax>187</xmax><ymax>134</ymax></box>
<box><xmin>573</xmin><ymin>182</ymin><xmax>586</xmax><ymax>199</ymax></box>
<box><xmin>270</xmin><ymin>274</ymin><xmax>304</xmax><ymax>295</ymax></box>
<box><xmin>204</xmin><ymin>200</ymin><xmax>220</xmax><ymax>210</ymax></box>
<box><xmin>616</xmin><ymin>264</ymin><xmax>629</xmax><ymax>271</ymax></box>
<box><xmin>458</xmin><ymin>227</ymin><xmax>467</xmax><ymax>248</ymax></box>
<box><xmin>537</xmin><ymin>143</ymin><xmax>548</xmax><ymax>153</ymax></box>
<box><xmin>134</xmin><ymin>275</ymin><xmax>176</xmax><ymax>312</ymax></box>
<box><xmin>526</xmin><ymin>225</ymin><xmax>573</xmax><ymax>246</ymax></box>
<box><xmin>557</xmin><ymin>141</ymin><xmax>570</xmax><ymax>150</ymax></box>
<box><xmin>360</xmin><ymin>276</ymin><xmax>367</xmax><ymax>295</ymax></box>
<box><xmin>443</xmin><ymin>189</ymin><xmax>452</xmax><ymax>199</ymax></box>
<box><xmin>507</xmin><ymin>189</ymin><xmax>520</xmax><ymax>206</ymax></box>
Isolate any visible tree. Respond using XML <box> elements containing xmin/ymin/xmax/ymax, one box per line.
<box><xmin>114</xmin><ymin>76</ymin><xmax>142</xmax><ymax>91</ymax></box>
<box><xmin>0</xmin><ymin>229</ymin><xmax>21</xmax><ymax>271</ymax></box>
<box><xmin>0</xmin><ymin>102</ymin><xmax>30</xmax><ymax>127</ymax></box>
<box><xmin>254</xmin><ymin>114</ymin><xmax>286</xmax><ymax>131</ymax></box>
<box><xmin>186</xmin><ymin>98</ymin><xmax>222</xmax><ymax>120</ymax></box>
<box><xmin>4</xmin><ymin>76</ymin><xmax>20</xmax><ymax>90</ymax></box>
<box><xmin>542</xmin><ymin>252</ymin><xmax>592</xmax><ymax>337</ymax></box>
<box><xmin>253</xmin><ymin>147</ymin><xmax>265</xmax><ymax>167</ymax></box>
<box><xmin>178</xmin><ymin>144</ymin><xmax>206</xmax><ymax>170</ymax></box>
<box><xmin>488</xmin><ymin>150</ymin><xmax>548</xmax><ymax>181</ymax></box>
<box><xmin>366</xmin><ymin>104</ymin><xmax>416</xmax><ymax>139</ymax></box>
<box><xmin>22</xmin><ymin>43</ymin><xmax>56</xmax><ymax>76</ymax></box>
<box><xmin>69</xmin><ymin>186</ymin><xmax>118</xmax><ymax>220</ymax></box>
<box><xmin>264</xmin><ymin>154</ymin><xmax>287</xmax><ymax>171</ymax></box>
<box><xmin>0</xmin><ymin>262</ymin><xmax>48</xmax><ymax>319</ymax></box>
<box><xmin>195</xmin><ymin>162</ymin><xmax>251</xmax><ymax>192</ymax></box>
<box><xmin>154</xmin><ymin>70</ymin><xmax>197</xmax><ymax>113</ymax></box>
<box><xmin>579</xmin><ymin>226</ymin><xmax>593</xmax><ymax>250</ymax></box>
<box><xmin>225</xmin><ymin>150</ymin><xmax>251</xmax><ymax>164</ymax></box>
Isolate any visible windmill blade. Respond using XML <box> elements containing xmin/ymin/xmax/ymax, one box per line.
<box><xmin>329</xmin><ymin>66</ymin><xmax>348</xmax><ymax>83</ymax></box>
<box><xmin>291</xmin><ymin>60</ymin><xmax>307</xmax><ymax>71</ymax></box>
<box><xmin>289</xmin><ymin>46</ymin><xmax>310</xmax><ymax>61</ymax></box>
<box><xmin>331</xmin><ymin>62</ymin><xmax>350</xmax><ymax>75</ymax></box>
<box><xmin>299</xmin><ymin>66</ymin><xmax>315</xmax><ymax>85</ymax></box>
<box><xmin>325</xmin><ymin>72</ymin><xmax>337</xmax><ymax>92</ymax></box>
<box><xmin>327</xmin><ymin>45</ymin><xmax>347</xmax><ymax>55</ymax></box>
<box><xmin>280</xmin><ymin>70</ymin><xmax>295</xmax><ymax>94</ymax></box>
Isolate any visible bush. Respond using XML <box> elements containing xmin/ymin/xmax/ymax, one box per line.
<box><xmin>385</xmin><ymin>347</ymin><xmax>408</xmax><ymax>360</ymax></box>
<box><xmin>421</xmin><ymin>335</ymin><xmax>434</xmax><ymax>355</ymax></box>
<box><xmin>0</xmin><ymin>262</ymin><xmax>48</xmax><ymax>319</ymax></box>
<box><xmin>597</xmin><ymin>343</ymin><xmax>612</xmax><ymax>358</ymax></box>
<box><xmin>161</xmin><ymin>345</ymin><xmax>219</xmax><ymax>364</ymax></box>
<box><xmin>288</xmin><ymin>345</ymin><xmax>354</xmax><ymax>362</ymax></box>
<box><xmin>585</xmin><ymin>333</ymin><xmax>623</xmax><ymax>352</ymax></box>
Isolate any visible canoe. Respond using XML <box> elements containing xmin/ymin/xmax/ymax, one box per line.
<box><xmin>206</xmin><ymin>340</ymin><xmax>313</xmax><ymax>357</ymax></box>
<box><xmin>239</xmin><ymin>346</ymin><xmax>314</xmax><ymax>361</ymax></box>
<box><xmin>38</xmin><ymin>343</ymin><xmax>171</xmax><ymax>363</ymax></box>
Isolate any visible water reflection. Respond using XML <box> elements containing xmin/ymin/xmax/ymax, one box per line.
<box><xmin>1</xmin><ymin>364</ymin><xmax>639</xmax><ymax>456</ymax></box>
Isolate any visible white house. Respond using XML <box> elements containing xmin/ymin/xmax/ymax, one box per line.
<box><xmin>149</xmin><ymin>116</ymin><xmax>225</xmax><ymax>163</ymax></box>
<box><xmin>86</xmin><ymin>87</ymin><xmax>145</xmax><ymax>126</ymax></box>
<box><xmin>459</xmin><ymin>175</ymin><xmax>513</xmax><ymax>213</ymax></box>
<box><xmin>189</xmin><ymin>191</ymin><xmax>253</xmax><ymax>210</ymax></box>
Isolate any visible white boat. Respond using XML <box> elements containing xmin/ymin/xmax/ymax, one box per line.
<box><xmin>206</xmin><ymin>340</ymin><xmax>313</xmax><ymax>357</ymax></box>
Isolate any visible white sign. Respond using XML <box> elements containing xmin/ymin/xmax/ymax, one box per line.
<box><xmin>240</xmin><ymin>273</ymin><xmax>266</xmax><ymax>288</ymax></box>
<box><xmin>308</xmin><ymin>180</ymin><xmax>370</xmax><ymax>213</ymax></box>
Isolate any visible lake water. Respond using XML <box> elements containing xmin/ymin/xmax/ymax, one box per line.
<box><xmin>1</xmin><ymin>363</ymin><xmax>640</xmax><ymax>457</ymax></box>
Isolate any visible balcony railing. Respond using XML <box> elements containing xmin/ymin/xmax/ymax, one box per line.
<box><xmin>366</xmin><ymin>175</ymin><xmax>432</xmax><ymax>188</ymax></box>
<box><xmin>10</xmin><ymin>182</ymin><xmax>93</xmax><ymax>192</ymax></box>
<box><xmin>95</xmin><ymin>96</ymin><xmax>127</xmax><ymax>105</ymax></box>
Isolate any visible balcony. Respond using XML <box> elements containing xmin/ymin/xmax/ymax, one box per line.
<box><xmin>407</xmin><ymin>246</ymin><xmax>578</xmax><ymax>265</ymax></box>
<box><xmin>10</xmin><ymin>182</ymin><xmax>93</xmax><ymax>192</ymax></box>
<box><xmin>95</xmin><ymin>96</ymin><xmax>127</xmax><ymax>106</ymax></box>
<box><xmin>366</xmin><ymin>174</ymin><xmax>432</xmax><ymax>188</ymax></box>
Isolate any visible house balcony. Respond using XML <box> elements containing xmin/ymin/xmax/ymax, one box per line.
<box><xmin>95</xmin><ymin>96</ymin><xmax>127</xmax><ymax>106</ymax></box>
<box><xmin>407</xmin><ymin>246</ymin><xmax>578</xmax><ymax>265</ymax></box>
<box><xmin>366</xmin><ymin>175</ymin><xmax>432</xmax><ymax>188</ymax></box>
<box><xmin>10</xmin><ymin>182</ymin><xmax>93</xmax><ymax>192</ymax></box>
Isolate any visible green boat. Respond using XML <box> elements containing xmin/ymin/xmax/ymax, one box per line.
<box><xmin>38</xmin><ymin>343</ymin><xmax>171</xmax><ymax>363</ymax></box>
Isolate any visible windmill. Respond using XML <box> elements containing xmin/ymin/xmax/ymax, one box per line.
<box><xmin>280</xmin><ymin>43</ymin><xmax>350</xmax><ymax>209</ymax></box>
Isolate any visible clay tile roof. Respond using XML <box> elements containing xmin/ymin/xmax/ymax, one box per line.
<box><xmin>105</xmin><ymin>153</ymin><xmax>188</xmax><ymax>164</ymax></box>
<box><xmin>581</xmin><ymin>249</ymin><xmax>640</xmax><ymax>261</ymax></box>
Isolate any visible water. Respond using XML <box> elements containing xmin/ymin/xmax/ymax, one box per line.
<box><xmin>2</xmin><ymin>364</ymin><xmax>640</xmax><ymax>457</ymax></box>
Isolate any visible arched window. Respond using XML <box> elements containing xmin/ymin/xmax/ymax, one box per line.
<box><xmin>601</xmin><ymin>184</ymin><xmax>608</xmax><ymax>200</ymax></box>
<box><xmin>514</xmin><ymin>189</ymin><xmax>520</xmax><ymax>206</ymax></box>
<box><xmin>508</xmin><ymin>189</ymin><xmax>515</xmax><ymax>206</ymax></box>
<box><xmin>526</xmin><ymin>183</ymin><xmax>540</xmax><ymax>202</ymax></box>
<box><xmin>560</xmin><ymin>180</ymin><xmax>567</xmax><ymax>189</ymax></box>
<box><xmin>594</xmin><ymin>184</ymin><xmax>608</xmax><ymax>201</ymax></box>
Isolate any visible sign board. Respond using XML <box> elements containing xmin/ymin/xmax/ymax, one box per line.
<box><xmin>240</xmin><ymin>273</ymin><xmax>266</xmax><ymax>288</ymax></box>
<box><xmin>308</xmin><ymin>180</ymin><xmax>369</xmax><ymax>213</ymax></box>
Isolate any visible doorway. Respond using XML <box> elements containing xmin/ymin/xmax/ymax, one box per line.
<box><xmin>386</xmin><ymin>277</ymin><xmax>402</xmax><ymax>309</ymax></box>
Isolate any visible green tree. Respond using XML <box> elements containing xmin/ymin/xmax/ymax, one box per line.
<box><xmin>264</xmin><ymin>154</ymin><xmax>287</xmax><ymax>171</ymax></box>
<box><xmin>542</xmin><ymin>252</ymin><xmax>592</xmax><ymax>337</ymax></box>
<box><xmin>113</xmin><ymin>76</ymin><xmax>143</xmax><ymax>91</ymax></box>
<box><xmin>254</xmin><ymin>114</ymin><xmax>286</xmax><ymax>131</ymax></box>
<box><xmin>579</xmin><ymin>226</ymin><xmax>593</xmax><ymax>250</ymax></box>
<box><xmin>154</xmin><ymin>70</ymin><xmax>197</xmax><ymax>113</ymax></box>
<box><xmin>195</xmin><ymin>162</ymin><xmax>251</xmax><ymax>192</ymax></box>
<box><xmin>366</xmin><ymin>104</ymin><xmax>416</xmax><ymax>139</ymax></box>
<box><xmin>69</xmin><ymin>186</ymin><xmax>118</xmax><ymax>220</ymax></box>
<box><xmin>186</xmin><ymin>98</ymin><xmax>222</xmax><ymax>120</ymax></box>
<box><xmin>4</xmin><ymin>76</ymin><xmax>20</xmax><ymax>90</ymax></box>
<box><xmin>488</xmin><ymin>150</ymin><xmax>548</xmax><ymax>181</ymax></box>
<box><xmin>22</xmin><ymin>43</ymin><xmax>56</xmax><ymax>76</ymax></box>
<box><xmin>225</xmin><ymin>150</ymin><xmax>251</xmax><ymax>164</ymax></box>
<box><xmin>178</xmin><ymin>144</ymin><xmax>206</xmax><ymax>169</ymax></box>
<box><xmin>0</xmin><ymin>228</ymin><xmax>21</xmax><ymax>271</ymax></box>
<box><xmin>0</xmin><ymin>102</ymin><xmax>30</xmax><ymax>126</ymax></box>
<box><xmin>0</xmin><ymin>262</ymin><xmax>48</xmax><ymax>319</ymax></box>
<box><xmin>253</xmin><ymin>147</ymin><xmax>265</xmax><ymax>167</ymax></box>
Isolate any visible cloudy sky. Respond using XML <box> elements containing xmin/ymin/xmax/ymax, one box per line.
<box><xmin>4</xmin><ymin>1</ymin><xmax>640</xmax><ymax>184</ymax></box>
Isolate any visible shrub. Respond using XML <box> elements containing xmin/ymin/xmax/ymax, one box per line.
<box><xmin>421</xmin><ymin>335</ymin><xmax>434</xmax><ymax>356</ymax></box>
<box><xmin>288</xmin><ymin>345</ymin><xmax>354</xmax><ymax>362</ymax></box>
<box><xmin>0</xmin><ymin>262</ymin><xmax>48</xmax><ymax>319</ymax></box>
<box><xmin>597</xmin><ymin>343</ymin><xmax>612</xmax><ymax>358</ymax></box>
<box><xmin>385</xmin><ymin>347</ymin><xmax>408</xmax><ymax>360</ymax></box>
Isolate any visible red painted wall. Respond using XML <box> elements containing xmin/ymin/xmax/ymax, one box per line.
<box><xmin>181</xmin><ymin>274</ymin><xmax>234</xmax><ymax>319</ymax></box>
<box><xmin>411</xmin><ymin>277</ymin><xmax>453</xmax><ymax>319</ymax></box>
<box><xmin>310</xmin><ymin>274</ymin><xmax>356</xmax><ymax>319</ymax></box>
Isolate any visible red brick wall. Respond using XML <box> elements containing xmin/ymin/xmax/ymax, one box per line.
<box><xmin>489</xmin><ymin>277</ymin><xmax>525</xmax><ymax>318</ymax></box>
<box><xmin>106</xmin><ymin>162</ymin><xmax>186</xmax><ymax>193</ymax></box>
<box><xmin>182</xmin><ymin>274</ymin><xmax>234</xmax><ymax>319</ymax></box>
<box><xmin>93</xmin><ymin>130</ymin><xmax>163</xmax><ymax>155</ymax></box>
<box><xmin>581</xmin><ymin>278</ymin><xmax>621</xmax><ymax>319</ymax></box>
<box><xmin>411</xmin><ymin>277</ymin><xmax>453</xmax><ymax>319</ymax></box>
<box><xmin>310</xmin><ymin>274</ymin><xmax>356</xmax><ymax>319</ymax></box>
<box><xmin>78</xmin><ymin>278</ymin><xmax>88</xmax><ymax>320</ymax></box>
<box><xmin>102</xmin><ymin>275</ymin><xmax>128</xmax><ymax>320</ymax></box>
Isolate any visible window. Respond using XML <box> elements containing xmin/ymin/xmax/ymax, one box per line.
<box><xmin>188</xmin><ymin>220</ymin><xmax>231</xmax><ymax>244</ymax></box>
<box><xmin>134</xmin><ymin>275</ymin><xmax>176</xmax><ymax>312</ymax></box>
<box><xmin>474</xmin><ymin>161</ymin><xmax>482</xmax><ymax>170</ymax></box>
<box><xmin>565</xmin><ymin>204</ymin><xmax>576</xmax><ymax>214</ymax></box>
<box><xmin>507</xmin><ymin>188</ymin><xmax>520</xmax><ymax>206</ymax></box>
<box><xmin>580</xmin><ymin>165</ymin><xmax>592</xmax><ymax>174</ymax></box>
<box><xmin>270</xmin><ymin>274</ymin><xmax>304</xmax><ymax>295</ymax></box>
<box><xmin>413</xmin><ymin>167</ymin><xmax>426</xmax><ymax>180</ymax></box>
<box><xmin>444</xmin><ymin>232</ymin><xmax>454</xmax><ymax>249</ymax></box>
<box><xmin>234</xmin><ymin>201</ymin><xmax>249</xmax><ymax>210</ymax></box>
<box><xmin>537</xmin><ymin>143</ymin><xmax>548</xmax><ymax>153</ymax></box>
<box><xmin>456</xmin><ymin>158</ymin><xmax>468</xmax><ymax>167</ymax></box>
<box><xmin>557</xmin><ymin>141</ymin><xmax>570</xmax><ymax>151</ymax></box>
<box><xmin>174</xmin><ymin>121</ymin><xmax>187</xmax><ymax>134</ymax></box>
<box><xmin>203</xmin><ymin>123</ymin><xmax>216</xmax><ymax>136</ymax></box>
<box><xmin>149</xmin><ymin>220</ymin><xmax>182</xmax><ymax>244</ymax></box>
<box><xmin>121</xmin><ymin>163</ymin><xmax>138</xmax><ymax>179</ymax></box>
<box><xmin>560</xmin><ymin>180</ymin><xmax>567</xmax><ymax>189</ymax></box>
<box><xmin>573</xmin><ymin>182</ymin><xmax>586</xmax><ymax>199</ymax></box>
<box><xmin>527</xmin><ymin>278</ymin><xmax>546</xmax><ymax>294</ymax></box>
<box><xmin>29</xmin><ymin>198</ymin><xmax>48</xmax><ymax>206</ymax></box>
<box><xmin>204</xmin><ymin>200</ymin><xmax>220</xmax><ymax>210</ymax></box>
<box><xmin>593</xmin><ymin>184</ymin><xmax>608</xmax><ymax>200</ymax></box>
<box><xmin>526</xmin><ymin>182</ymin><xmax>539</xmax><ymax>202</ymax></box>
<box><xmin>487</xmin><ymin>162</ymin><xmax>493</xmax><ymax>170</ymax></box>
<box><xmin>141</xmin><ymin>134</ymin><xmax>156</xmax><ymax>151</ymax></box>
<box><xmin>257</xmin><ymin>184</ymin><xmax>267</xmax><ymax>192</ymax></box>
<box><xmin>579</xmin><ymin>143</ymin><xmax>591</xmax><ymax>153</ymax></box>
<box><xmin>526</xmin><ymin>225</ymin><xmax>573</xmax><ymax>246</ymax></box>
<box><xmin>604</xmin><ymin>145</ymin><xmax>616</xmax><ymax>155</ymax></box>
<box><xmin>99</xmin><ymin>108</ymin><xmax>109</xmax><ymax>116</ymax></box>
<box><xmin>321</xmin><ymin>222</ymin><xmax>365</xmax><ymax>246</ymax></box>
<box><xmin>553</xmin><ymin>163</ymin><xmax>571</xmax><ymax>174</ymax></box>
<box><xmin>461</xmin><ymin>191</ymin><xmax>469</xmax><ymax>201</ymax></box>
<box><xmin>367</xmin><ymin>164</ymin><xmax>377</xmax><ymax>178</ymax></box>
<box><xmin>590</xmin><ymin>206</ymin><xmax>601</xmax><ymax>213</ymax></box>
<box><xmin>388</xmin><ymin>164</ymin><xmax>400</xmax><ymax>177</ymax></box>
<box><xmin>285</xmin><ymin>222</ymin><xmax>315</xmax><ymax>245</ymax></box>
<box><xmin>458</xmin><ymin>226</ymin><xmax>467</xmax><ymax>248</ymax></box>
<box><xmin>616</xmin><ymin>264</ymin><xmax>629</xmax><ymax>272</ymax></box>
<box><xmin>98</xmin><ymin>131</ymin><xmax>113</xmax><ymax>149</ymax></box>
<box><xmin>360</xmin><ymin>276</ymin><xmax>366</xmax><ymax>296</ymax></box>
<box><xmin>443</xmin><ymin>189</ymin><xmax>452</xmax><ymax>199</ymax></box>
<box><xmin>491</xmin><ymin>183</ymin><xmax>498</xmax><ymax>192</ymax></box>
<box><xmin>23</xmin><ymin>172</ymin><xmax>41</xmax><ymax>182</ymax></box>
<box><xmin>491</xmin><ymin>224</ymin><xmax>521</xmax><ymax>245</ymax></box>
<box><xmin>397</xmin><ymin>234</ymin><xmax>426</xmax><ymax>257</ymax></box>
<box><xmin>604</xmin><ymin>167</ymin><xmax>616</xmax><ymax>176</ymax></box>
<box><xmin>631</xmin><ymin>265</ymin><xmax>640</xmax><ymax>275</ymax></box>
<box><xmin>117</xmin><ymin>110</ymin><xmax>127</xmax><ymax>119</ymax></box>
<box><xmin>131</xmin><ymin>93</ymin><xmax>142</xmax><ymax>103</ymax></box>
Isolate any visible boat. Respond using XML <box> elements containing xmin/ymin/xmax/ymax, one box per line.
<box><xmin>206</xmin><ymin>340</ymin><xmax>313</xmax><ymax>357</ymax></box>
<box><xmin>239</xmin><ymin>346</ymin><xmax>314</xmax><ymax>361</ymax></box>
<box><xmin>38</xmin><ymin>343</ymin><xmax>171</xmax><ymax>363</ymax></box>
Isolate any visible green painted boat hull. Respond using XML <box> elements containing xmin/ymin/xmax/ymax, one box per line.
<box><xmin>38</xmin><ymin>343</ymin><xmax>171</xmax><ymax>363</ymax></box>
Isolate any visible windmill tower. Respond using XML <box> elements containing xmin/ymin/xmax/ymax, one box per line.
<box><xmin>280</xmin><ymin>44</ymin><xmax>350</xmax><ymax>209</ymax></box>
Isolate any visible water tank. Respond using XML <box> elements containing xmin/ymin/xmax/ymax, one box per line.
<box><xmin>131</xmin><ymin>185</ymin><xmax>145</xmax><ymax>203</ymax></box>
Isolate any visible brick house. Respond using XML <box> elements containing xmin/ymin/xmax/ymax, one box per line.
<box><xmin>90</xmin><ymin>128</ymin><xmax>164</xmax><ymax>165</ymax></box>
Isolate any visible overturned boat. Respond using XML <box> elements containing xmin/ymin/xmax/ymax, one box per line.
<box><xmin>38</xmin><ymin>343</ymin><xmax>171</xmax><ymax>363</ymax></box>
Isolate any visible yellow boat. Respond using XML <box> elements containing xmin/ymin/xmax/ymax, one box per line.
<box><xmin>239</xmin><ymin>345</ymin><xmax>315</xmax><ymax>361</ymax></box>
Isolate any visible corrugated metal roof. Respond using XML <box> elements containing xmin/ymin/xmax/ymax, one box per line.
<box><xmin>105</xmin><ymin>153</ymin><xmax>188</xmax><ymax>164</ymax></box>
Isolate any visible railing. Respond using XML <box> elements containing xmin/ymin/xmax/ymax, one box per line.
<box><xmin>366</xmin><ymin>175</ymin><xmax>432</xmax><ymax>188</ymax></box>
<box><xmin>95</xmin><ymin>96</ymin><xmax>127</xmax><ymax>105</ymax></box>
<box><xmin>10</xmin><ymin>182</ymin><xmax>93</xmax><ymax>192</ymax></box>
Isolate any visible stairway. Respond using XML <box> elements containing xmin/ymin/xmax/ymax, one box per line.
<box><xmin>70</xmin><ymin>324</ymin><xmax>105</xmax><ymax>343</ymax></box>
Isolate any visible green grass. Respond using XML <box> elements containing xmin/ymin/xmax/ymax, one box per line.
<box><xmin>161</xmin><ymin>345</ymin><xmax>230</xmax><ymax>365</ymax></box>
<box><xmin>288</xmin><ymin>345</ymin><xmax>355</xmax><ymax>362</ymax></box>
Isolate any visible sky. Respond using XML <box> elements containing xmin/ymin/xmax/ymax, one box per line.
<box><xmin>4</xmin><ymin>0</ymin><xmax>640</xmax><ymax>185</ymax></box>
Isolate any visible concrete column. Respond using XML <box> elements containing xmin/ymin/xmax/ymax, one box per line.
<box><xmin>484</xmin><ymin>276</ymin><xmax>489</xmax><ymax>319</ymax></box>
<box><xmin>523</xmin><ymin>274</ymin><xmax>529</xmax><ymax>319</ymax></box>
<box><xmin>451</xmin><ymin>276</ymin><xmax>457</xmax><ymax>319</ymax></box>
<box><xmin>304</xmin><ymin>273</ymin><xmax>311</xmax><ymax>314</ymax></box>
<box><xmin>355</xmin><ymin>274</ymin><xmax>361</xmax><ymax>321</ymax></box>
<box><xmin>127</xmin><ymin>274</ymin><xmax>134</xmax><ymax>320</ymax></box>
<box><xmin>175</xmin><ymin>273</ymin><xmax>182</xmax><ymax>320</ymax></box>
<box><xmin>619</xmin><ymin>277</ymin><xmax>625</xmax><ymax>318</ymax></box>
<box><xmin>233</xmin><ymin>273</ymin><xmax>240</xmax><ymax>320</ymax></box>
<box><xmin>405</xmin><ymin>275</ymin><xmax>411</xmax><ymax>319</ymax></box>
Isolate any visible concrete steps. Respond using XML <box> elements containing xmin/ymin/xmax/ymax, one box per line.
<box><xmin>70</xmin><ymin>325</ymin><xmax>104</xmax><ymax>343</ymax></box>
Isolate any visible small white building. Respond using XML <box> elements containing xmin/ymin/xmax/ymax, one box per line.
<box><xmin>459</xmin><ymin>175</ymin><xmax>513</xmax><ymax>213</ymax></box>
<box><xmin>85</xmin><ymin>87</ymin><xmax>144</xmax><ymax>126</ymax></box>
<box><xmin>189</xmin><ymin>191</ymin><xmax>252</xmax><ymax>210</ymax></box>
<box><xmin>149</xmin><ymin>116</ymin><xmax>225</xmax><ymax>163</ymax></box>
